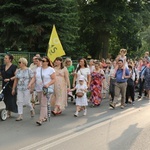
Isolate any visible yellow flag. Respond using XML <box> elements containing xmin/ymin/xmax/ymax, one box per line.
<box><xmin>47</xmin><ymin>25</ymin><xmax>66</xmax><ymax>62</ymax></box>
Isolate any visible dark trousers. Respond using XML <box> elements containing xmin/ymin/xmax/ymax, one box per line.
<box><xmin>126</xmin><ymin>84</ymin><xmax>135</xmax><ymax>103</ymax></box>
<box><xmin>109</xmin><ymin>78</ymin><xmax>116</xmax><ymax>101</ymax></box>
<box><xmin>138</xmin><ymin>78</ymin><xmax>145</xmax><ymax>97</ymax></box>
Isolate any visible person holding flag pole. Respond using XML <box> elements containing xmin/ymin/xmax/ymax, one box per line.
<box><xmin>46</xmin><ymin>25</ymin><xmax>70</xmax><ymax>115</ymax></box>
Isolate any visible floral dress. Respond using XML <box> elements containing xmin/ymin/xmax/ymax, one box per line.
<box><xmin>144</xmin><ymin>67</ymin><xmax>150</xmax><ymax>90</ymax></box>
<box><xmin>90</xmin><ymin>71</ymin><xmax>105</xmax><ymax>106</ymax></box>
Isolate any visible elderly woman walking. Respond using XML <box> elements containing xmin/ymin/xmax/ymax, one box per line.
<box><xmin>12</xmin><ymin>57</ymin><xmax>34</xmax><ymax>121</ymax></box>
<box><xmin>64</xmin><ymin>58</ymin><xmax>75</xmax><ymax>100</ymax></box>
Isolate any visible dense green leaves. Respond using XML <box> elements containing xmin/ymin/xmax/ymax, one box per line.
<box><xmin>77</xmin><ymin>0</ymin><xmax>150</xmax><ymax>59</ymax></box>
<box><xmin>0</xmin><ymin>0</ymin><xmax>79</xmax><ymax>57</ymax></box>
<box><xmin>0</xmin><ymin>0</ymin><xmax>149</xmax><ymax>59</ymax></box>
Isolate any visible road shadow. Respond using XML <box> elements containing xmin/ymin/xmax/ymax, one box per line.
<box><xmin>83</xmin><ymin>92</ymin><xmax>150</xmax><ymax>125</ymax></box>
<box><xmin>108</xmin><ymin>123</ymin><xmax>142</xmax><ymax>150</ymax></box>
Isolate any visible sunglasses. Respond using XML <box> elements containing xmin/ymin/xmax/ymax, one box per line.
<box><xmin>42</xmin><ymin>60</ymin><xmax>47</xmax><ymax>62</ymax></box>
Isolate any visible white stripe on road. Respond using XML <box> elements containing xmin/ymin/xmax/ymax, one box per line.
<box><xmin>19</xmin><ymin>106</ymin><xmax>145</xmax><ymax>150</ymax></box>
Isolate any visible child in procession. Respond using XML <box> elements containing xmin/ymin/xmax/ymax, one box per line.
<box><xmin>70</xmin><ymin>75</ymin><xmax>88</xmax><ymax>117</ymax></box>
<box><xmin>115</xmin><ymin>49</ymin><xmax>128</xmax><ymax>79</ymax></box>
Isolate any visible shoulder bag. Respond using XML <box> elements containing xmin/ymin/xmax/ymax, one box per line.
<box><xmin>41</xmin><ymin>68</ymin><xmax>54</xmax><ymax>95</ymax></box>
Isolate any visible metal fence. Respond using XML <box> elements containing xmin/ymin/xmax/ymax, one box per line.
<box><xmin>0</xmin><ymin>51</ymin><xmax>79</xmax><ymax>67</ymax></box>
<box><xmin>0</xmin><ymin>51</ymin><xmax>46</xmax><ymax>66</ymax></box>
<box><xmin>0</xmin><ymin>51</ymin><xmax>79</xmax><ymax>88</ymax></box>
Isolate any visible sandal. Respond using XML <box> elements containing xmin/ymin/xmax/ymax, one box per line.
<box><xmin>56</xmin><ymin>111</ymin><xmax>62</xmax><ymax>115</ymax></box>
<box><xmin>36</xmin><ymin>120</ymin><xmax>42</xmax><ymax>126</ymax></box>
<box><xmin>30</xmin><ymin>110</ymin><xmax>35</xmax><ymax>117</ymax></box>
<box><xmin>51</xmin><ymin>111</ymin><xmax>56</xmax><ymax>116</ymax></box>
<box><xmin>7</xmin><ymin>111</ymin><xmax>11</xmax><ymax>118</ymax></box>
<box><xmin>42</xmin><ymin>118</ymin><xmax>47</xmax><ymax>122</ymax></box>
<box><xmin>16</xmin><ymin>116</ymin><xmax>23</xmax><ymax>121</ymax></box>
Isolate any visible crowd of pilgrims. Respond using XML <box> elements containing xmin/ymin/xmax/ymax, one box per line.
<box><xmin>0</xmin><ymin>49</ymin><xmax>150</xmax><ymax>125</ymax></box>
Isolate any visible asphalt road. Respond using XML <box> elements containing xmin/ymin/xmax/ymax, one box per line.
<box><xmin>0</xmin><ymin>95</ymin><xmax>150</xmax><ymax>150</ymax></box>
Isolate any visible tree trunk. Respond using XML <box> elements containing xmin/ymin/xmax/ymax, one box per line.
<box><xmin>98</xmin><ymin>31</ymin><xmax>110</xmax><ymax>59</ymax></box>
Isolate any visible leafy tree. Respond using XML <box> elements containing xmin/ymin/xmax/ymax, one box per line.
<box><xmin>0</xmin><ymin>1</ymin><xmax>23</xmax><ymax>51</ymax></box>
<box><xmin>77</xmin><ymin>0</ymin><xmax>127</xmax><ymax>59</ymax></box>
<box><xmin>141</xmin><ymin>26</ymin><xmax>150</xmax><ymax>45</ymax></box>
<box><xmin>0</xmin><ymin>0</ymin><xmax>79</xmax><ymax>56</ymax></box>
<box><xmin>77</xmin><ymin>0</ymin><xmax>150</xmax><ymax>59</ymax></box>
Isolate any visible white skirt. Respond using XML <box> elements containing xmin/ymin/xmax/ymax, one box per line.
<box><xmin>75</xmin><ymin>94</ymin><xmax>88</xmax><ymax>106</ymax></box>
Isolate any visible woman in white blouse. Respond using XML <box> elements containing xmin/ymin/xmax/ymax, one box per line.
<box><xmin>28</xmin><ymin>56</ymin><xmax>55</xmax><ymax>125</ymax></box>
<box><xmin>73</xmin><ymin>58</ymin><xmax>91</xmax><ymax>88</ymax></box>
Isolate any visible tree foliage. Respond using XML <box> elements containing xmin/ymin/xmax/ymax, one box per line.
<box><xmin>0</xmin><ymin>0</ymin><xmax>150</xmax><ymax>59</ymax></box>
<box><xmin>0</xmin><ymin>0</ymin><xmax>79</xmax><ymax>57</ymax></box>
<box><xmin>77</xmin><ymin>0</ymin><xmax>150</xmax><ymax>59</ymax></box>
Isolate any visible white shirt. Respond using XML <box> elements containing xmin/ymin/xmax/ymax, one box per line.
<box><xmin>89</xmin><ymin>65</ymin><xmax>95</xmax><ymax>73</ymax></box>
<box><xmin>76</xmin><ymin>68</ymin><xmax>90</xmax><ymax>84</ymax></box>
<box><xmin>35</xmin><ymin>67</ymin><xmax>55</xmax><ymax>92</ymax></box>
<box><xmin>29</xmin><ymin>63</ymin><xmax>37</xmax><ymax>73</ymax></box>
<box><xmin>109</xmin><ymin>66</ymin><xmax>116</xmax><ymax>78</ymax></box>
<box><xmin>75</xmin><ymin>84</ymin><xmax>87</xmax><ymax>97</ymax></box>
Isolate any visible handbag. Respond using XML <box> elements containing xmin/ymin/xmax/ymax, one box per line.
<box><xmin>42</xmin><ymin>86</ymin><xmax>54</xmax><ymax>95</ymax></box>
<box><xmin>76</xmin><ymin>92</ymin><xmax>84</xmax><ymax>97</ymax></box>
<box><xmin>41</xmin><ymin>68</ymin><xmax>54</xmax><ymax>95</ymax></box>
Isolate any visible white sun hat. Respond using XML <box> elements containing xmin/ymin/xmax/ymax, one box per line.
<box><xmin>79</xmin><ymin>75</ymin><xmax>85</xmax><ymax>81</ymax></box>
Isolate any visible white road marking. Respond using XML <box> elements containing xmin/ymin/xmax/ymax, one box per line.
<box><xmin>19</xmin><ymin>106</ymin><xmax>146</xmax><ymax>150</ymax></box>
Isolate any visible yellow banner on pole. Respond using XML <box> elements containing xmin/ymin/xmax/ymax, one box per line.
<box><xmin>47</xmin><ymin>25</ymin><xmax>65</xmax><ymax>62</ymax></box>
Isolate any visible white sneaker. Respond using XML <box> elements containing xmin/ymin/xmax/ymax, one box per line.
<box><xmin>83</xmin><ymin>109</ymin><xmax>87</xmax><ymax>116</ymax></box>
<box><xmin>120</xmin><ymin>105</ymin><xmax>124</xmax><ymax>109</ymax></box>
<box><xmin>74</xmin><ymin>111</ymin><xmax>78</xmax><ymax>117</ymax></box>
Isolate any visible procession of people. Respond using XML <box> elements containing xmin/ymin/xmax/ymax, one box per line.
<box><xmin>0</xmin><ymin>50</ymin><xmax>150</xmax><ymax>126</ymax></box>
